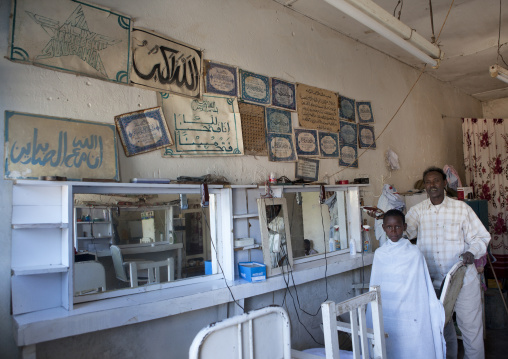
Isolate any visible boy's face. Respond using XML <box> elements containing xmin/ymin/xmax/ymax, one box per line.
<box><xmin>382</xmin><ymin>216</ymin><xmax>407</xmax><ymax>242</ymax></box>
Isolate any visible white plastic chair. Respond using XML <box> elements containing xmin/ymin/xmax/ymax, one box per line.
<box><xmin>189</xmin><ymin>306</ymin><xmax>292</xmax><ymax>359</ymax></box>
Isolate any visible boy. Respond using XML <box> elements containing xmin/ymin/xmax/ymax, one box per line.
<box><xmin>368</xmin><ymin>209</ymin><xmax>445</xmax><ymax>359</ymax></box>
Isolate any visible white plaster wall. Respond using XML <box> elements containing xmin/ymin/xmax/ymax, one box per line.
<box><xmin>0</xmin><ymin>0</ymin><xmax>483</xmax><ymax>357</ymax></box>
<box><xmin>483</xmin><ymin>97</ymin><xmax>508</xmax><ymax>117</ymax></box>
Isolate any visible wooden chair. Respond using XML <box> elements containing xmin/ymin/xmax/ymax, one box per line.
<box><xmin>189</xmin><ymin>306</ymin><xmax>292</xmax><ymax>359</ymax></box>
<box><xmin>292</xmin><ymin>286</ymin><xmax>387</xmax><ymax>359</ymax></box>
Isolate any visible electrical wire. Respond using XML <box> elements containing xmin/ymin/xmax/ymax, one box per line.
<box><xmin>201</xmin><ymin>206</ymin><xmax>245</xmax><ymax>311</ymax></box>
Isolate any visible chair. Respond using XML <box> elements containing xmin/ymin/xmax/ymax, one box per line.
<box><xmin>189</xmin><ymin>306</ymin><xmax>292</xmax><ymax>359</ymax></box>
<box><xmin>74</xmin><ymin>261</ymin><xmax>106</xmax><ymax>295</ymax></box>
<box><xmin>438</xmin><ymin>261</ymin><xmax>467</xmax><ymax>325</ymax></box>
<box><xmin>292</xmin><ymin>286</ymin><xmax>387</xmax><ymax>359</ymax></box>
<box><xmin>110</xmin><ymin>245</ymin><xmax>174</xmax><ymax>287</ymax></box>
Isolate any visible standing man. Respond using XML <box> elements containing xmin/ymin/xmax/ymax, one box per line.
<box><xmin>405</xmin><ymin>167</ymin><xmax>490</xmax><ymax>359</ymax></box>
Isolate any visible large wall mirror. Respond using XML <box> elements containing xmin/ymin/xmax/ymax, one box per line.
<box><xmin>284</xmin><ymin>190</ymin><xmax>349</xmax><ymax>260</ymax></box>
<box><xmin>73</xmin><ymin>193</ymin><xmax>211</xmax><ymax>297</ymax></box>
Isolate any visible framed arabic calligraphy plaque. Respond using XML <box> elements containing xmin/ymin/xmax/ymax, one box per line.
<box><xmin>131</xmin><ymin>28</ymin><xmax>202</xmax><ymax>98</ymax></box>
<box><xmin>8</xmin><ymin>0</ymin><xmax>132</xmax><ymax>84</ymax></box>
<box><xmin>115</xmin><ymin>107</ymin><xmax>173</xmax><ymax>157</ymax></box>
<box><xmin>4</xmin><ymin>111</ymin><xmax>119</xmax><ymax>181</ymax></box>
<box><xmin>160</xmin><ymin>94</ymin><xmax>244</xmax><ymax>157</ymax></box>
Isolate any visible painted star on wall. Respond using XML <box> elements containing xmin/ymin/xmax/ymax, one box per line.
<box><xmin>26</xmin><ymin>4</ymin><xmax>122</xmax><ymax>78</ymax></box>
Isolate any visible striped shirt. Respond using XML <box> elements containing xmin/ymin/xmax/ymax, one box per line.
<box><xmin>405</xmin><ymin>196</ymin><xmax>490</xmax><ymax>285</ymax></box>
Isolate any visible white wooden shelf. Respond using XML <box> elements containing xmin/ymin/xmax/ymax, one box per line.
<box><xmin>233</xmin><ymin>213</ymin><xmax>259</xmax><ymax>219</ymax></box>
<box><xmin>11</xmin><ymin>223</ymin><xmax>69</xmax><ymax>229</ymax></box>
<box><xmin>234</xmin><ymin>244</ymin><xmax>262</xmax><ymax>251</ymax></box>
<box><xmin>76</xmin><ymin>236</ymin><xmax>112</xmax><ymax>240</ymax></box>
<box><xmin>76</xmin><ymin>221</ymin><xmax>111</xmax><ymax>225</ymax></box>
<box><xmin>12</xmin><ymin>264</ymin><xmax>69</xmax><ymax>276</ymax></box>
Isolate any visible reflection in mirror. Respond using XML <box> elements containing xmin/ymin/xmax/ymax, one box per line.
<box><xmin>285</xmin><ymin>191</ymin><xmax>349</xmax><ymax>260</ymax></box>
<box><xmin>257</xmin><ymin>197</ymin><xmax>293</xmax><ymax>276</ymax></box>
<box><xmin>73</xmin><ymin>193</ymin><xmax>211</xmax><ymax>297</ymax></box>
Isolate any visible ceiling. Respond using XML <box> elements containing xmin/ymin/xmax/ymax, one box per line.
<box><xmin>274</xmin><ymin>0</ymin><xmax>508</xmax><ymax>102</ymax></box>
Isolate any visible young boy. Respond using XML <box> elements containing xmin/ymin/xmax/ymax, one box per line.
<box><xmin>368</xmin><ymin>209</ymin><xmax>445</xmax><ymax>359</ymax></box>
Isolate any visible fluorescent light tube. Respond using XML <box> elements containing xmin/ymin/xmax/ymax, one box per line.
<box><xmin>490</xmin><ymin>64</ymin><xmax>508</xmax><ymax>84</ymax></box>
<box><xmin>323</xmin><ymin>0</ymin><xmax>442</xmax><ymax>67</ymax></box>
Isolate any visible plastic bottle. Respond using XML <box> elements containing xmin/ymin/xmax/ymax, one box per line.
<box><xmin>349</xmin><ymin>238</ymin><xmax>357</xmax><ymax>257</ymax></box>
<box><xmin>334</xmin><ymin>225</ymin><xmax>341</xmax><ymax>250</ymax></box>
<box><xmin>329</xmin><ymin>237</ymin><xmax>336</xmax><ymax>252</ymax></box>
<box><xmin>362</xmin><ymin>225</ymin><xmax>372</xmax><ymax>253</ymax></box>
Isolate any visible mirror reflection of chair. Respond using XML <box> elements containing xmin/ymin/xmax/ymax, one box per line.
<box><xmin>110</xmin><ymin>245</ymin><xmax>174</xmax><ymax>288</ymax></box>
<box><xmin>74</xmin><ymin>261</ymin><xmax>106</xmax><ymax>295</ymax></box>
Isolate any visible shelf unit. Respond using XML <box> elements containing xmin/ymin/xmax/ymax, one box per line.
<box><xmin>74</xmin><ymin>206</ymin><xmax>113</xmax><ymax>256</ymax></box>
<box><xmin>11</xmin><ymin>181</ymin><xmax>72</xmax><ymax>315</ymax></box>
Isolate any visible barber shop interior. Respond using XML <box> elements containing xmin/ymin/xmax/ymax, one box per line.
<box><xmin>2</xmin><ymin>0</ymin><xmax>508</xmax><ymax>358</ymax></box>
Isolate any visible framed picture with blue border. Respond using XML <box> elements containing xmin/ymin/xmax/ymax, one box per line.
<box><xmin>204</xmin><ymin>60</ymin><xmax>238</xmax><ymax>97</ymax></box>
<box><xmin>358</xmin><ymin>124</ymin><xmax>376</xmax><ymax>149</ymax></box>
<box><xmin>267</xmin><ymin>133</ymin><xmax>297</xmax><ymax>162</ymax></box>
<box><xmin>339</xmin><ymin>95</ymin><xmax>356</xmax><ymax>122</ymax></box>
<box><xmin>318</xmin><ymin>131</ymin><xmax>339</xmax><ymax>158</ymax></box>
<box><xmin>115</xmin><ymin>107</ymin><xmax>173</xmax><ymax>157</ymax></box>
<box><xmin>294</xmin><ymin>128</ymin><xmax>320</xmax><ymax>157</ymax></box>
<box><xmin>266</xmin><ymin>108</ymin><xmax>292</xmax><ymax>134</ymax></box>
<box><xmin>356</xmin><ymin>101</ymin><xmax>374</xmax><ymax>124</ymax></box>
<box><xmin>239</xmin><ymin>69</ymin><xmax>271</xmax><ymax>105</ymax></box>
<box><xmin>295</xmin><ymin>158</ymin><xmax>320</xmax><ymax>182</ymax></box>
<box><xmin>271</xmin><ymin>78</ymin><xmax>296</xmax><ymax>111</ymax></box>
<box><xmin>339</xmin><ymin>144</ymin><xmax>358</xmax><ymax>168</ymax></box>
<box><xmin>339</xmin><ymin>120</ymin><xmax>358</xmax><ymax>146</ymax></box>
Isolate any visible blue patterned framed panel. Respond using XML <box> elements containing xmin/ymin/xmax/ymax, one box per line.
<box><xmin>295</xmin><ymin>158</ymin><xmax>320</xmax><ymax>182</ymax></box>
<box><xmin>9</xmin><ymin>0</ymin><xmax>132</xmax><ymax>84</ymax></box>
<box><xmin>115</xmin><ymin>107</ymin><xmax>173</xmax><ymax>157</ymax></box>
<box><xmin>271</xmin><ymin>78</ymin><xmax>296</xmax><ymax>111</ymax></box>
<box><xmin>266</xmin><ymin>108</ymin><xmax>292</xmax><ymax>134</ymax></box>
<box><xmin>239</xmin><ymin>69</ymin><xmax>271</xmax><ymax>105</ymax></box>
<box><xmin>204</xmin><ymin>60</ymin><xmax>238</xmax><ymax>97</ymax></box>
<box><xmin>358</xmin><ymin>124</ymin><xmax>376</xmax><ymax>149</ymax></box>
<box><xmin>294</xmin><ymin>128</ymin><xmax>320</xmax><ymax>157</ymax></box>
<box><xmin>318</xmin><ymin>131</ymin><xmax>339</xmax><ymax>158</ymax></box>
<box><xmin>4</xmin><ymin>111</ymin><xmax>119</xmax><ymax>181</ymax></box>
<box><xmin>339</xmin><ymin>144</ymin><xmax>358</xmax><ymax>168</ymax></box>
<box><xmin>339</xmin><ymin>95</ymin><xmax>356</xmax><ymax>122</ymax></box>
<box><xmin>356</xmin><ymin>101</ymin><xmax>374</xmax><ymax>124</ymax></box>
<box><xmin>339</xmin><ymin>121</ymin><xmax>358</xmax><ymax>146</ymax></box>
<box><xmin>267</xmin><ymin>133</ymin><xmax>297</xmax><ymax>162</ymax></box>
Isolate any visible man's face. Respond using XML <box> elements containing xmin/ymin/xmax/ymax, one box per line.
<box><xmin>424</xmin><ymin>171</ymin><xmax>446</xmax><ymax>202</ymax></box>
<box><xmin>382</xmin><ymin>216</ymin><xmax>406</xmax><ymax>242</ymax></box>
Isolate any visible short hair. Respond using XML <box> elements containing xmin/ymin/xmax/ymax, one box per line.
<box><xmin>423</xmin><ymin>166</ymin><xmax>447</xmax><ymax>181</ymax></box>
<box><xmin>303</xmin><ymin>239</ymin><xmax>311</xmax><ymax>245</ymax></box>
<box><xmin>383</xmin><ymin>209</ymin><xmax>405</xmax><ymax>224</ymax></box>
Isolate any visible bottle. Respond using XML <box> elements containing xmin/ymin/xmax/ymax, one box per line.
<box><xmin>350</xmin><ymin>238</ymin><xmax>357</xmax><ymax>257</ymax></box>
<box><xmin>329</xmin><ymin>237</ymin><xmax>336</xmax><ymax>252</ymax></box>
<box><xmin>334</xmin><ymin>225</ymin><xmax>341</xmax><ymax>250</ymax></box>
<box><xmin>362</xmin><ymin>225</ymin><xmax>372</xmax><ymax>253</ymax></box>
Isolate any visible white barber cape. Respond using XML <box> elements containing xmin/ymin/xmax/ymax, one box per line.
<box><xmin>368</xmin><ymin>238</ymin><xmax>446</xmax><ymax>359</ymax></box>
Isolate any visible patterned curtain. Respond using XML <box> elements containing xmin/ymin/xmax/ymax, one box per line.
<box><xmin>462</xmin><ymin>118</ymin><xmax>508</xmax><ymax>277</ymax></box>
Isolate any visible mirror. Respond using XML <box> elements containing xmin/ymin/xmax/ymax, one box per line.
<box><xmin>73</xmin><ymin>193</ymin><xmax>211</xmax><ymax>297</ymax></box>
<box><xmin>257</xmin><ymin>197</ymin><xmax>294</xmax><ymax>277</ymax></box>
<box><xmin>285</xmin><ymin>191</ymin><xmax>349</xmax><ymax>260</ymax></box>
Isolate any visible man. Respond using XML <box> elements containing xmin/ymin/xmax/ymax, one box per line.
<box><xmin>405</xmin><ymin>167</ymin><xmax>490</xmax><ymax>359</ymax></box>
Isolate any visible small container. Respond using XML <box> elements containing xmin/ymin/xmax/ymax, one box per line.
<box><xmin>269</xmin><ymin>172</ymin><xmax>277</xmax><ymax>184</ymax></box>
<box><xmin>329</xmin><ymin>237</ymin><xmax>336</xmax><ymax>252</ymax></box>
<box><xmin>362</xmin><ymin>225</ymin><xmax>372</xmax><ymax>253</ymax></box>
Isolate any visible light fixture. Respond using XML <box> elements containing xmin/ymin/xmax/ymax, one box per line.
<box><xmin>489</xmin><ymin>64</ymin><xmax>508</xmax><ymax>84</ymax></box>
<box><xmin>323</xmin><ymin>0</ymin><xmax>442</xmax><ymax>67</ymax></box>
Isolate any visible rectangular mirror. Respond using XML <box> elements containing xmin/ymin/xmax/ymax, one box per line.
<box><xmin>257</xmin><ymin>197</ymin><xmax>294</xmax><ymax>277</ymax></box>
<box><xmin>73</xmin><ymin>193</ymin><xmax>212</xmax><ymax>297</ymax></box>
<box><xmin>285</xmin><ymin>190</ymin><xmax>349</xmax><ymax>260</ymax></box>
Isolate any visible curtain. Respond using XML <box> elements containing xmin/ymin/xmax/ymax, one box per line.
<box><xmin>462</xmin><ymin>118</ymin><xmax>508</xmax><ymax>277</ymax></box>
